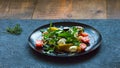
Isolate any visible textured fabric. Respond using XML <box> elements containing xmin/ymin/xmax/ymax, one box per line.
<box><xmin>0</xmin><ymin>19</ymin><xmax>120</xmax><ymax>68</ymax></box>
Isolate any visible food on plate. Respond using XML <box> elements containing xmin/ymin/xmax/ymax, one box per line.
<box><xmin>35</xmin><ymin>23</ymin><xmax>90</xmax><ymax>54</ymax></box>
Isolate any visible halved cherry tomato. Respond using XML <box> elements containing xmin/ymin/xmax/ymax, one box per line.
<box><xmin>35</xmin><ymin>40</ymin><xmax>44</xmax><ymax>48</ymax></box>
<box><xmin>80</xmin><ymin>32</ymin><xmax>88</xmax><ymax>37</ymax></box>
<box><xmin>80</xmin><ymin>43</ymin><xmax>87</xmax><ymax>51</ymax></box>
<box><xmin>81</xmin><ymin>36</ymin><xmax>90</xmax><ymax>43</ymax></box>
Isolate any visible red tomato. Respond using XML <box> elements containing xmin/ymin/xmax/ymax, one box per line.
<box><xmin>35</xmin><ymin>40</ymin><xmax>44</xmax><ymax>48</ymax></box>
<box><xmin>80</xmin><ymin>32</ymin><xmax>88</xmax><ymax>37</ymax></box>
<box><xmin>80</xmin><ymin>43</ymin><xmax>87</xmax><ymax>51</ymax></box>
<box><xmin>81</xmin><ymin>36</ymin><xmax>90</xmax><ymax>43</ymax></box>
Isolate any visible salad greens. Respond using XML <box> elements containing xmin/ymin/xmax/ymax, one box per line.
<box><xmin>36</xmin><ymin>23</ymin><xmax>90</xmax><ymax>54</ymax></box>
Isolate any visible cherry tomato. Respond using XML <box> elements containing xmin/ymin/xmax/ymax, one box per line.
<box><xmin>80</xmin><ymin>32</ymin><xmax>88</xmax><ymax>37</ymax></box>
<box><xmin>81</xmin><ymin>36</ymin><xmax>90</xmax><ymax>43</ymax></box>
<box><xmin>35</xmin><ymin>40</ymin><xmax>44</xmax><ymax>48</ymax></box>
<box><xmin>80</xmin><ymin>43</ymin><xmax>87</xmax><ymax>51</ymax></box>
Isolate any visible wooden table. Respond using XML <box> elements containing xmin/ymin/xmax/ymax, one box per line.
<box><xmin>0</xmin><ymin>0</ymin><xmax>119</xmax><ymax>19</ymax></box>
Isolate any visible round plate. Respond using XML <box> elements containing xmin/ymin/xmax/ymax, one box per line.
<box><xmin>28</xmin><ymin>22</ymin><xmax>102</xmax><ymax>57</ymax></box>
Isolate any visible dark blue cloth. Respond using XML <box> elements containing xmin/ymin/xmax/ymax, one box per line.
<box><xmin>0</xmin><ymin>19</ymin><xmax>120</xmax><ymax>68</ymax></box>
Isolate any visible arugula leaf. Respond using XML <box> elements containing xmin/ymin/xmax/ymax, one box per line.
<box><xmin>58</xmin><ymin>31</ymin><xmax>72</xmax><ymax>37</ymax></box>
<box><xmin>71</xmin><ymin>26</ymin><xmax>78</xmax><ymax>34</ymax></box>
<box><xmin>73</xmin><ymin>41</ymin><xmax>80</xmax><ymax>46</ymax></box>
<box><xmin>50</xmin><ymin>22</ymin><xmax>53</xmax><ymax>27</ymax></box>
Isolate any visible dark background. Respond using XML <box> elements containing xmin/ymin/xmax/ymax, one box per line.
<box><xmin>0</xmin><ymin>19</ymin><xmax>120</xmax><ymax>68</ymax></box>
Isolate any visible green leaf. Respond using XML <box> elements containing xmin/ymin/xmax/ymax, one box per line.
<box><xmin>58</xmin><ymin>32</ymin><xmax>72</xmax><ymax>37</ymax></box>
<box><xmin>50</xmin><ymin>22</ymin><xmax>53</xmax><ymax>27</ymax></box>
<box><xmin>6</xmin><ymin>24</ymin><xmax>22</xmax><ymax>35</ymax></box>
<box><xmin>73</xmin><ymin>41</ymin><xmax>80</xmax><ymax>46</ymax></box>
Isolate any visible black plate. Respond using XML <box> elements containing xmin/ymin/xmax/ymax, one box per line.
<box><xmin>28</xmin><ymin>22</ymin><xmax>102</xmax><ymax>57</ymax></box>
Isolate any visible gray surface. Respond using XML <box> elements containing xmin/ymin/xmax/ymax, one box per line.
<box><xmin>0</xmin><ymin>19</ymin><xmax>120</xmax><ymax>68</ymax></box>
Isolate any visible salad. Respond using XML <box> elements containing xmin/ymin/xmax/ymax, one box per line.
<box><xmin>35</xmin><ymin>23</ymin><xmax>90</xmax><ymax>54</ymax></box>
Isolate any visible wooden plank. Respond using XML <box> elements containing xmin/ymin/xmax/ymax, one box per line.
<box><xmin>33</xmin><ymin>0</ymin><xmax>107</xmax><ymax>19</ymax></box>
<box><xmin>6</xmin><ymin>0</ymin><xmax>37</xmax><ymax>19</ymax></box>
<box><xmin>71</xmin><ymin>0</ymin><xmax>107</xmax><ymax>19</ymax></box>
<box><xmin>0</xmin><ymin>0</ymin><xmax>10</xmax><ymax>19</ymax></box>
<box><xmin>107</xmin><ymin>0</ymin><xmax>120</xmax><ymax>19</ymax></box>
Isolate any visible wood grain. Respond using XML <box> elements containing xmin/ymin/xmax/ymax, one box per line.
<box><xmin>33</xmin><ymin>0</ymin><xmax>64</xmax><ymax>19</ymax></box>
<box><xmin>107</xmin><ymin>0</ymin><xmax>120</xmax><ymax>19</ymax></box>
<box><xmin>1</xmin><ymin>0</ymin><xmax>37</xmax><ymax>19</ymax></box>
<box><xmin>0</xmin><ymin>0</ymin><xmax>10</xmax><ymax>19</ymax></box>
<box><xmin>33</xmin><ymin>0</ymin><xmax>107</xmax><ymax>19</ymax></box>
<box><xmin>0</xmin><ymin>0</ymin><xmax>120</xmax><ymax>19</ymax></box>
<box><xmin>70</xmin><ymin>0</ymin><xmax>107</xmax><ymax>19</ymax></box>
